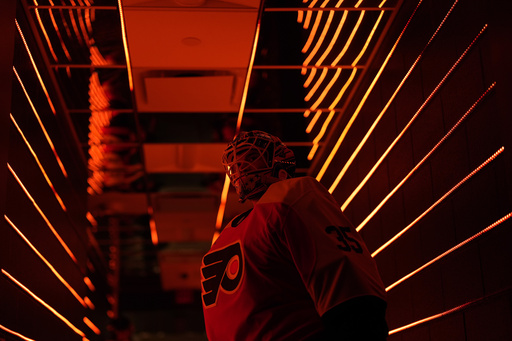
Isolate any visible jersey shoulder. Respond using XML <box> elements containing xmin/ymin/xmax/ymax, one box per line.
<box><xmin>258</xmin><ymin>176</ymin><xmax>332</xmax><ymax>206</ymax></box>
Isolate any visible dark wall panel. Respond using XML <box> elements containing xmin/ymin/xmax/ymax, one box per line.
<box><xmin>314</xmin><ymin>0</ymin><xmax>512</xmax><ymax>338</ymax></box>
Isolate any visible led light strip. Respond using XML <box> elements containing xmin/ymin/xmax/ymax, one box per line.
<box><xmin>7</xmin><ymin>163</ymin><xmax>78</xmax><ymax>264</ymax></box>
<box><xmin>1</xmin><ymin>269</ymin><xmax>86</xmax><ymax>338</ymax></box>
<box><xmin>308</xmin><ymin>110</ymin><xmax>336</xmax><ymax>159</ymax></box>
<box><xmin>326</xmin><ymin>0</ymin><xmax>463</xmax><ymax>190</ymax></box>
<box><xmin>354</xmin><ymin>82</ymin><xmax>495</xmax><ymax>231</ymax></box>
<box><xmin>214</xmin><ymin>4</ymin><xmax>264</xmax><ymax>237</ymax></box>
<box><xmin>302</xmin><ymin>0</ymin><xmax>328</xmax><ymax>55</ymax></box>
<box><xmin>316</xmin><ymin>0</ymin><xmax>426</xmax><ymax>181</ymax></box>
<box><xmin>117</xmin><ymin>0</ymin><xmax>134</xmax><ymax>91</ymax></box>
<box><xmin>15</xmin><ymin>19</ymin><xmax>57</xmax><ymax>115</ymax></box>
<box><xmin>10</xmin><ymin>114</ymin><xmax>67</xmax><ymax>211</ymax></box>
<box><xmin>13</xmin><ymin>66</ymin><xmax>69</xmax><ymax>178</ymax></box>
<box><xmin>389</xmin><ymin>286</ymin><xmax>512</xmax><ymax>335</ymax></box>
<box><xmin>0</xmin><ymin>323</ymin><xmax>35</xmax><ymax>341</ymax></box>
<box><xmin>4</xmin><ymin>215</ymin><xmax>86</xmax><ymax>307</ymax></box>
<box><xmin>32</xmin><ymin>0</ymin><xmax>59</xmax><ymax>61</ymax></box>
<box><xmin>316</xmin><ymin>8</ymin><xmax>348</xmax><ymax>66</ymax></box>
<box><xmin>331</xmin><ymin>10</ymin><xmax>366</xmax><ymax>65</ymax></box>
<box><xmin>372</xmin><ymin>146</ymin><xmax>505</xmax><ymax>257</ymax></box>
<box><xmin>83</xmin><ymin>317</ymin><xmax>100</xmax><ymax>335</ymax></box>
<box><xmin>386</xmin><ymin>211</ymin><xmax>512</xmax><ymax>292</ymax></box>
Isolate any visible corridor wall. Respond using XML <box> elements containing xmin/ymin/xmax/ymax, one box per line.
<box><xmin>0</xmin><ymin>2</ymin><xmax>110</xmax><ymax>341</ymax></box>
<box><xmin>313</xmin><ymin>0</ymin><xmax>512</xmax><ymax>339</ymax></box>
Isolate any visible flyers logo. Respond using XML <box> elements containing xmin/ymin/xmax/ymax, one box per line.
<box><xmin>201</xmin><ymin>241</ymin><xmax>244</xmax><ymax>308</ymax></box>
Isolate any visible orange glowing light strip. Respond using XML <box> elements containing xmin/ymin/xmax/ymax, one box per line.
<box><xmin>236</xmin><ymin>14</ymin><xmax>262</xmax><ymax>132</ymax></box>
<box><xmin>351</xmin><ymin>9</ymin><xmax>385</xmax><ymax>66</ymax></box>
<box><xmin>331</xmin><ymin>10</ymin><xmax>365</xmax><ymax>65</ymax></box>
<box><xmin>84</xmin><ymin>276</ymin><xmax>96</xmax><ymax>292</ymax></box>
<box><xmin>308</xmin><ymin>110</ymin><xmax>336</xmax><ymax>160</ymax></box>
<box><xmin>217</xmin><ymin>5</ymin><xmax>263</xmax><ymax>238</ymax></box>
<box><xmin>0</xmin><ymin>323</ymin><xmax>36</xmax><ymax>341</ymax></box>
<box><xmin>10</xmin><ymin>114</ymin><xmax>67</xmax><ymax>211</ymax></box>
<box><xmin>13</xmin><ymin>66</ymin><xmax>69</xmax><ymax>178</ymax></box>
<box><xmin>327</xmin><ymin>67</ymin><xmax>357</xmax><ymax>110</ymax></box>
<box><xmin>117</xmin><ymin>0</ymin><xmax>134</xmax><ymax>91</ymax></box>
<box><xmin>305</xmin><ymin>68</ymin><xmax>328</xmax><ymax>101</ymax></box>
<box><xmin>353</xmin><ymin>82</ymin><xmax>495</xmax><ymax>229</ymax></box>
<box><xmin>15</xmin><ymin>19</ymin><xmax>57</xmax><ymax>115</ymax></box>
<box><xmin>83</xmin><ymin>317</ymin><xmax>101</xmax><ymax>335</ymax></box>
<box><xmin>338</xmin><ymin>23</ymin><xmax>488</xmax><ymax>203</ymax></box>
<box><xmin>297</xmin><ymin>10</ymin><xmax>304</xmax><ymax>23</ymax></box>
<box><xmin>303</xmin><ymin>0</ymin><xmax>319</xmax><ymax>29</ymax></box>
<box><xmin>371</xmin><ymin>147</ymin><xmax>504</xmax><ymax>257</ymax></box>
<box><xmin>149</xmin><ymin>216</ymin><xmax>158</xmax><ymax>245</ymax></box>
<box><xmin>86</xmin><ymin>212</ymin><xmax>97</xmax><ymax>228</ymax></box>
<box><xmin>316</xmin><ymin>8</ymin><xmax>348</xmax><ymax>66</ymax></box>
<box><xmin>1</xmin><ymin>269</ymin><xmax>86</xmax><ymax>337</ymax></box>
<box><xmin>84</xmin><ymin>296</ymin><xmax>95</xmax><ymax>310</ymax></box>
<box><xmin>47</xmin><ymin>1</ymin><xmax>72</xmax><ymax>61</ymax></box>
<box><xmin>303</xmin><ymin>0</ymin><xmax>332</xmax><ymax>64</ymax></box>
<box><xmin>316</xmin><ymin>0</ymin><xmax>424</xmax><ymax>181</ymax></box>
<box><xmin>306</xmin><ymin>67</ymin><xmax>356</xmax><ymax>160</ymax></box>
<box><xmin>215</xmin><ymin>174</ymin><xmax>231</xmax><ymax>230</ymax></box>
<box><xmin>355</xmin><ymin>0</ymin><xmax>364</xmax><ymax>6</ymax></box>
<box><xmin>311</xmin><ymin>68</ymin><xmax>342</xmax><ymax>110</ymax></box>
<box><xmin>68</xmin><ymin>0</ymin><xmax>84</xmax><ymax>46</ymax></box>
<box><xmin>7</xmin><ymin>163</ymin><xmax>78</xmax><ymax>264</ymax></box>
<box><xmin>306</xmin><ymin>110</ymin><xmax>323</xmax><ymax>133</ymax></box>
<box><xmin>390</xmin><ymin>299</ymin><xmax>476</xmax><ymax>335</ymax></box>
<box><xmin>304</xmin><ymin>67</ymin><xmax>318</xmax><ymax>88</ymax></box>
<box><xmin>4</xmin><ymin>215</ymin><xmax>86</xmax><ymax>307</ymax></box>
<box><xmin>386</xmin><ymin>211</ymin><xmax>511</xmax><ymax>292</ymax></box>
<box><xmin>301</xmin><ymin>5</ymin><xmax>325</xmax><ymax>54</ymax></box>
<box><xmin>32</xmin><ymin>0</ymin><xmax>59</xmax><ymax>61</ymax></box>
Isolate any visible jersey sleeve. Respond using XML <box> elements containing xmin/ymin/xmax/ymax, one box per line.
<box><xmin>275</xmin><ymin>185</ymin><xmax>386</xmax><ymax>316</ymax></box>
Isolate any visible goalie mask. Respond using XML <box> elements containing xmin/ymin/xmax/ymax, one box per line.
<box><xmin>222</xmin><ymin>131</ymin><xmax>296</xmax><ymax>203</ymax></box>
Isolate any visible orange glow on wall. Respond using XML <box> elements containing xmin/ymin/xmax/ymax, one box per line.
<box><xmin>13</xmin><ymin>66</ymin><xmax>69</xmax><ymax>178</ymax></box>
<box><xmin>352</xmin><ymin>81</ymin><xmax>496</xmax><ymax>229</ymax></box>
<box><xmin>83</xmin><ymin>317</ymin><xmax>101</xmax><ymax>335</ymax></box>
<box><xmin>316</xmin><ymin>0</ymin><xmax>425</xmax><ymax>181</ymax></box>
<box><xmin>10</xmin><ymin>114</ymin><xmax>67</xmax><ymax>212</ymax></box>
<box><xmin>1</xmin><ymin>269</ymin><xmax>86</xmax><ymax>337</ymax></box>
<box><xmin>371</xmin><ymin>147</ymin><xmax>505</xmax><ymax>256</ymax></box>
<box><xmin>0</xmin><ymin>323</ymin><xmax>35</xmax><ymax>341</ymax></box>
<box><xmin>4</xmin><ymin>215</ymin><xmax>86</xmax><ymax>307</ymax></box>
<box><xmin>7</xmin><ymin>163</ymin><xmax>78</xmax><ymax>264</ymax></box>
<box><xmin>15</xmin><ymin>19</ymin><xmax>57</xmax><ymax>115</ymax></box>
